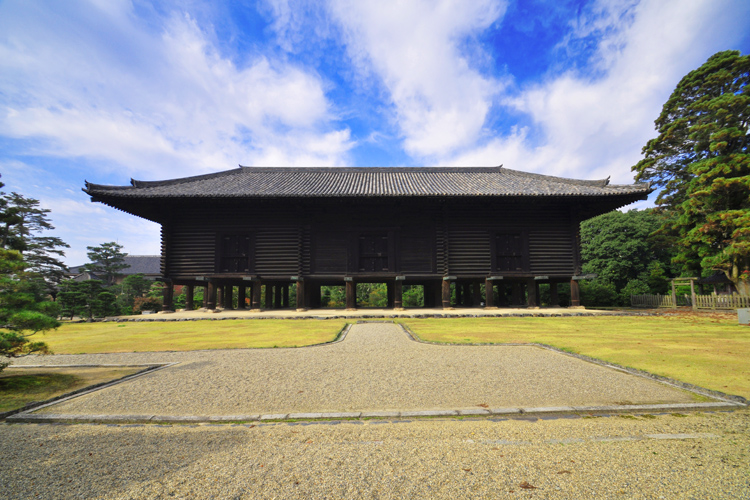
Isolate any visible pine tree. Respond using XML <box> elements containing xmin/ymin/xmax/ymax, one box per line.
<box><xmin>0</xmin><ymin>190</ymin><xmax>69</xmax><ymax>294</ymax></box>
<box><xmin>84</xmin><ymin>242</ymin><xmax>128</xmax><ymax>286</ymax></box>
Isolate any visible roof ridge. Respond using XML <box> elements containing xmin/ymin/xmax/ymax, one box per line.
<box><xmin>501</xmin><ymin>168</ymin><xmax>613</xmax><ymax>187</ymax></box>
<box><xmin>237</xmin><ymin>165</ymin><xmax>503</xmax><ymax>173</ymax></box>
<box><xmin>130</xmin><ymin>166</ymin><xmax>245</xmax><ymax>188</ymax></box>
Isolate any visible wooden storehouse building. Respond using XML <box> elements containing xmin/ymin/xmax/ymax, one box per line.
<box><xmin>84</xmin><ymin>166</ymin><xmax>651</xmax><ymax>311</ymax></box>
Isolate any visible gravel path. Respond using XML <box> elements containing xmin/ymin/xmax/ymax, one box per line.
<box><xmin>13</xmin><ymin>323</ymin><xmax>697</xmax><ymax>417</ymax></box>
<box><xmin>1</xmin><ymin>411</ymin><xmax>748</xmax><ymax>499</ymax></box>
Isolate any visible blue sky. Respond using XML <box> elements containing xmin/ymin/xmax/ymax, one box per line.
<box><xmin>1</xmin><ymin>0</ymin><xmax>749</xmax><ymax>265</ymax></box>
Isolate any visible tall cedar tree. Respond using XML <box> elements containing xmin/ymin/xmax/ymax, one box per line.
<box><xmin>633</xmin><ymin>50</ymin><xmax>750</xmax><ymax>292</ymax></box>
<box><xmin>84</xmin><ymin>242</ymin><xmax>128</xmax><ymax>286</ymax></box>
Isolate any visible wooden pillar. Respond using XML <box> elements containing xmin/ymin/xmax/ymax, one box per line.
<box><xmin>473</xmin><ymin>282</ymin><xmax>481</xmax><ymax>307</ymax></box>
<box><xmin>162</xmin><ymin>281</ymin><xmax>174</xmax><ymax>311</ymax></box>
<box><xmin>690</xmin><ymin>279</ymin><xmax>697</xmax><ymax>311</ymax></box>
<box><xmin>185</xmin><ymin>285</ymin><xmax>194</xmax><ymax>310</ymax></box>
<box><xmin>236</xmin><ymin>285</ymin><xmax>246</xmax><ymax>310</ymax></box>
<box><xmin>223</xmin><ymin>285</ymin><xmax>233</xmax><ymax>310</ymax></box>
<box><xmin>671</xmin><ymin>280</ymin><xmax>677</xmax><ymax>309</ymax></box>
<box><xmin>206</xmin><ymin>280</ymin><xmax>217</xmax><ymax>310</ymax></box>
<box><xmin>442</xmin><ymin>279</ymin><xmax>452</xmax><ymax>309</ymax></box>
<box><xmin>526</xmin><ymin>279</ymin><xmax>539</xmax><ymax>308</ymax></box>
<box><xmin>394</xmin><ymin>280</ymin><xmax>403</xmax><ymax>309</ymax></box>
<box><xmin>262</xmin><ymin>284</ymin><xmax>270</xmax><ymax>309</ymax></box>
<box><xmin>570</xmin><ymin>279</ymin><xmax>580</xmax><ymax>307</ymax></box>
<box><xmin>549</xmin><ymin>282</ymin><xmax>560</xmax><ymax>307</ymax></box>
<box><xmin>202</xmin><ymin>285</ymin><xmax>208</xmax><ymax>308</ymax></box>
<box><xmin>485</xmin><ymin>279</ymin><xmax>495</xmax><ymax>308</ymax></box>
<box><xmin>345</xmin><ymin>280</ymin><xmax>356</xmax><ymax>310</ymax></box>
<box><xmin>387</xmin><ymin>282</ymin><xmax>395</xmax><ymax>308</ymax></box>
<box><xmin>296</xmin><ymin>280</ymin><xmax>306</xmax><ymax>311</ymax></box>
<box><xmin>274</xmin><ymin>284</ymin><xmax>282</xmax><ymax>308</ymax></box>
<box><xmin>217</xmin><ymin>286</ymin><xmax>224</xmax><ymax>308</ymax></box>
<box><xmin>251</xmin><ymin>282</ymin><xmax>262</xmax><ymax>310</ymax></box>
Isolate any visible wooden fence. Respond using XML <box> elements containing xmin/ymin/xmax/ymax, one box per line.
<box><xmin>693</xmin><ymin>294</ymin><xmax>750</xmax><ymax>310</ymax></box>
<box><xmin>631</xmin><ymin>293</ymin><xmax>750</xmax><ymax>310</ymax></box>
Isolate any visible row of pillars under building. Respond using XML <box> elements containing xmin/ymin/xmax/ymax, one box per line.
<box><xmin>161</xmin><ymin>277</ymin><xmax>583</xmax><ymax>311</ymax></box>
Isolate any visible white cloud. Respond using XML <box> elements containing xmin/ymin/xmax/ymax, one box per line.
<box><xmin>0</xmin><ymin>1</ymin><xmax>352</xmax><ymax>180</ymax></box>
<box><xmin>446</xmin><ymin>0</ymin><xmax>750</xmax><ymax>186</ymax></box>
<box><xmin>328</xmin><ymin>0</ymin><xmax>508</xmax><ymax>159</ymax></box>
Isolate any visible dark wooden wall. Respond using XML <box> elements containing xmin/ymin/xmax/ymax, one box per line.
<box><xmin>161</xmin><ymin>198</ymin><xmax>579</xmax><ymax>281</ymax></box>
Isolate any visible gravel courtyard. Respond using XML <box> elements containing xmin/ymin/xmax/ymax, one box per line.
<box><xmin>12</xmin><ymin>322</ymin><xmax>700</xmax><ymax>418</ymax></box>
<box><xmin>2</xmin><ymin>411</ymin><xmax>748</xmax><ymax>499</ymax></box>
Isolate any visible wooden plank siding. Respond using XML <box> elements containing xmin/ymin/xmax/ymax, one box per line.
<box><xmin>447</xmin><ymin>225</ymin><xmax>491</xmax><ymax>275</ymax></box>
<box><xmin>161</xmin><ymin>199</ymin><xmax>578</xmax><ymax>280</ymax></box>
<box><xmin>166</xmin><ymin>227</ymin><xmax>216</xmax><ymax>277</ymax></box>
<box><xmin>254</xmin><ymin>227</ymin><xmax>299</xmax><ymax>275</ymax></box>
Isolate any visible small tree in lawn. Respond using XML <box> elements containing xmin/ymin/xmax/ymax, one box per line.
<box><xmin>57</xmin><ymin>279</ymin><xmax>118</xmax><ymax>321</ymax></box>
<box><xmin>84</xmin><ymin>242</ymin><xmax>128</xmax><ymax>286</ymax></box>
<box><xmin>116</xmin><ymin>273</ymin><xmax>150</xmax><ymax>314</ymax></box>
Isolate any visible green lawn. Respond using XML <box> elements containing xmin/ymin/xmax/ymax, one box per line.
<box><xmin>399</xmin><ymin>315</ymin><xmax>750</xmax><ymax>399</ymax></box>
<box><xmin>36</xmin><ymin>319</ymin><xmax>346</xmax><ymax>354</ymax></box>
<box><xmin>0</xmin><ymin>366</ymin><xmax>144</xmax><ymax>413</ymax></box>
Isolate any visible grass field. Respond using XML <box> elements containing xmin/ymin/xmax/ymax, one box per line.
<box><xmin>36</xmin><ymin>319</ymin><xmax>346</xmax><ymax>354</ymax></box>
<box><xmin>399</xmin><ymin>314</ymin><xmax>750</xmax><ymax>399</ymax></box>
<box><xmin>0</xmin><ymin>366</ymin><xmax>143</xmax><ymax>413</ymax></box>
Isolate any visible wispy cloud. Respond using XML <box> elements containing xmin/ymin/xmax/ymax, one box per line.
<box><xmin>446</xmin><ymin>0</ymin><xmax>750</xmax><ymax>184</ymax></box>
<box><xmin>0</xmin><ymin>1</ymin><xmax>352</xmax><ymax>180</ymax></box>
<box><xmin>328</xmin><ymin>0</ymin><xmax>508</xmax><ymax>159</ymax></box>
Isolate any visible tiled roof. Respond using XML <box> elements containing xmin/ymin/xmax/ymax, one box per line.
<box><xmin>68</xmin><ymin>256</ymin><xmax>161</xmax><ymax>276</ymax></box>
<box><xmin>84</xmin><ymin>166</ymin><xmax>651</xmax><ymax>199</ymax></box>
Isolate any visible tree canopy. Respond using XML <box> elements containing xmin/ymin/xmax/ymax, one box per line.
<box><xmin>84</xmin><ymin>242</ymin><xmax>128</xmax><ymax>286</ymax></box>
<box><xmin>579</xmin><ymin>209</ymin><xmax>673</xmax><ymax>305</ymax></box>
<box><xmin>581</xmin><ymin>209</ymin><xmax>672</xmax><ymax>290</ymax></box>
<box><xmin>57</xmin><ymin>279</ymin><xmax>118</xmax><ymax>321</ymax></box>
<box><xmin>0</xmin><ymin>190</ymin><xmax>69</xmax><ymax>294</ymax></box>
<box><xmin>0</xmin><ymin>176</ymin><xmax>63</xmax><ymax>370</ymax></box>
<box><xmin>633</xmin><ymin>50</ymin><xmax>750</xmax><ymax>292</ymax></box>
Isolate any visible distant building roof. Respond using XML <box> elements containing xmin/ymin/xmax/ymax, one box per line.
<box><xmin>68</xmin><ymin>255</ymin><xmax>161</xmax><ymax>276</ymax></box>
<box><xmin>84</xmin><ymin>166</ymin><xmax>652</xmax><ymax>199</ymax></box>
<box><xmin>698</xmin><ymin>272</ymin><xmax>733</xmax><ymax>285</ymax></box>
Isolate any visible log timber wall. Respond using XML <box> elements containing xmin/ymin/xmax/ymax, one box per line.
<box><xmin>158</xmin><ymin>198</ymin><xmax>585</xmax><ymax>311</ymax></box>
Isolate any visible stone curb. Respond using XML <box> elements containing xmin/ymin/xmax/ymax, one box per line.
<box><xmin>86</xmin><ymin>309</ymin><xmax>662</xmax><ymax>323</ymax></box>
<box><xmin>7</xmin><ymin>401</ymin><xmax>744</xmax><ymax>425</ymax></box>
<box><xmin>0</xmin><ymin>363</ymin><xmax>177</xmax><ymax>421</ymax></box>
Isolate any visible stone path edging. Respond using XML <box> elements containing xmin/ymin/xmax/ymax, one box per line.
<box><xmin>0</xmin><ymin>363</ymin><xmax>178</xmax><ymax>421</ymax></box>
<box><xmin>6</xmin><ymin>401</ymin><xmax>744</xmax><ymax>425</ymax></box>
<box><xmin>98</xmin><ymin>310</ymin><xmax>653</xmax><ymax>322</ymax></box>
